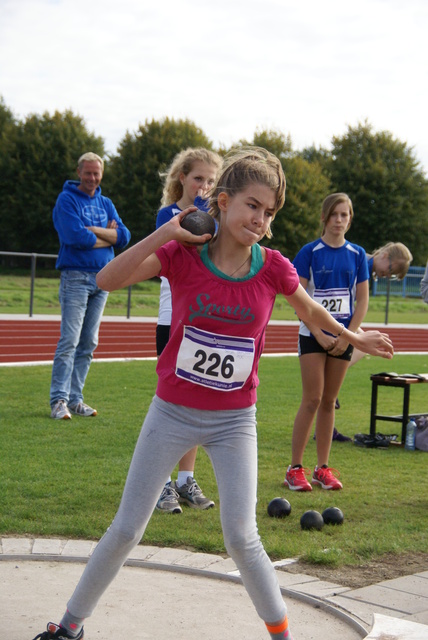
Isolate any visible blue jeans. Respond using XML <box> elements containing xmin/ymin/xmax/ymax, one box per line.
<box><xmin>50</xmin><ymin>271</ymin><xmax>108</xmax><ymax>407</ymax></box>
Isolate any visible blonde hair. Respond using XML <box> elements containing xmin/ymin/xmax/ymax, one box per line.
<box><xmin>321</xmin><ymin>193</ymin><xmax>354</xmax><ymax>235</ymax></box>
<box><xmin>210</xmin><ymin>146</ymin><xmax>286</xmax><ymax>240</ymax></box>
<box><xmin>372</xmin><ymin>242</ymin><xmax>413</xmax><ymax>280</ymax></box>
<box><xmin>160</xmin><ymin>148</ymin><xmax>222</xmax><ymax>207</ymax></box>
<box><xmin>78</xmin><ymin>152</ymin><xmax>104</xmax><ymax>171</ymax></box>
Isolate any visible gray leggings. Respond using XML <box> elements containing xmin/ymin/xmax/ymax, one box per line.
<box><xmin>67</xmin><ymin>395</ymin><xmax>287</xmax><ymax>624</ymax></box>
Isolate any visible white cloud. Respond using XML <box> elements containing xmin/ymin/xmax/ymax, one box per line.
<box><xmin>1</xmin><ymin>0</ymin><xmax>427</xmax><ymax>172</ymax></box>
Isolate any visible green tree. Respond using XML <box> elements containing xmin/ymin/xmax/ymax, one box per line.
<box><xmin>306</xmin><ymin>122</ymin><xmax>428</xmax><ymax>264</ymax></box>
<box><xmin>237</xmin><ymin>129</ymin><xmax>331</xmax><ymax>259</ymax></box>
<box><xmin>0</xmin><ymin>107</ymin><xmax>104</xmax><ymax>254</ymax></box>
<box><xmin>104</xmin><ymin>118</ymin><xmax>215</xmax><ymax>243</ymax></box>
<box><xmin>299</xmin><ymin>144</ymin><xmax>331</xmax><ymax>168</ymax></box>
<box><xmin>0</xmin><ymin>96</ymin><xmax>16</xmax><ymax>134</ymax></box>
<box><xmin>0</xmin><ymin>98</ymin><xmax>19</xmax><ymax>252</ymax></box>
<box><xmin>275</xmin><ymin>154</ymin><xmax>331</xmax><ymax>259</ymax></box>
<box><xmin>0</xmin><ymin>111</ymin><xmax>104</xmax><ymax>253</ymax></box>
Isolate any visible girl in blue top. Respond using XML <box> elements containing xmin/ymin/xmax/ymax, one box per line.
<box><xmin>155</xmin><ymin>148</ymin><xmax>222</xmax><ymax>513</ymax></box>
<box><xmin>367</xmin><ymin>242</ymin><xmax>412</xmax><ymax>282</ymax></box>
<box><xmin>332</xmin><ymin>240</ymin><xmax>412</xmax><ymax>432</ymax></box>
<box><xmin>285</xmin><ymin>193</ymin><xmax>369</xmax><ymax>491</ymax></box>
<box><xmin>347</xmin><ymin>241</ymin><xmax>413</xmax><ymax>369</ymax></box>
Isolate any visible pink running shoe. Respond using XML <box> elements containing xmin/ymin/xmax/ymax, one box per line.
<box><xmin>312</xmin><ymin>466</ymin><xmax>343</xmax><ymax>490</ymax></box>
<box><xmin>284</xmin><ymin>465</ymin><xmax>312</xmax><ymax>491</ymax></box>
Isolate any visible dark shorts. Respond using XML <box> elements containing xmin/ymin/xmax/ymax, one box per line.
<box><xmin>156</xmin><ymin>324</ymin><xmax>171</xmax><ymax>356</ymax></box>
<box><xmin>298</xmin><ymin>334</ymin><xmax>354</xmax><ymax>362</ymax></box>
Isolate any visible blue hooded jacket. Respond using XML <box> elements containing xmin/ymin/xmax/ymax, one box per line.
<box><xmin>53</xmin><ymin>180</ymin><xmax>131</xmax><ymax>271</ymax></box>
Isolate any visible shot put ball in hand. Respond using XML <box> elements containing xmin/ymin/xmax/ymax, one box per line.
<box><xmin>180</xmin><ymin>210</ymin><xmax>216</xmax><ymax>243</ymax></box>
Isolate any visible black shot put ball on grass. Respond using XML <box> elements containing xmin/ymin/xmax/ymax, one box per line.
<box><xmin>322</xmin><ymin>507</ymin><xmax>344</xmax><ymax>525</ymax></box>
<box><xmin>267</xmin><ymin>497</ymin><xmax>291</xmax><ymax>518</ymax></box>
<box><xmin>180</xmin><ymin>210</ymin><xmax>216</xmax><ymax>242</ymax></box>
<box><xmin>300</xmin><ymin>510</ymin><xmax>324</xmax><ymax>531</ymax></box>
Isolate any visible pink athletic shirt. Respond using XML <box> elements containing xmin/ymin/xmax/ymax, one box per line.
<box><xmin>155</xmin><ymin>241</ymin><xmax>299</xmax><ymax>410</ymax></box>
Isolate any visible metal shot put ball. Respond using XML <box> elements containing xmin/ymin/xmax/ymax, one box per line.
<box><xmin>180</xmin><ymin>210</ymin><xmax>216</xmax><ymax>242</ymax></box>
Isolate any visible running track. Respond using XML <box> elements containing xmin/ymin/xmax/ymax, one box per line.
<box><xmin>0</xmin><ymin>317</ymin><xmax>426</xmax><ymax>364</ymax></box>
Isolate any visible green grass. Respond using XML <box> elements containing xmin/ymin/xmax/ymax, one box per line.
<box><xmin>0</xmin><ymin>275</ymin><xmax>161</xmax><ymax>317</ymax></box>
<box><xmin>1</xmin><ymin>274</ymin><xmax>428</xmax><ymax>322</ymax></box>
<box><xmin>1</xmin><ymin>354</ymin><xmax>427</xmax><ymax>567</ymax></box>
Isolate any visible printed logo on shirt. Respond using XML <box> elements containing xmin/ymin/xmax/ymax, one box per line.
<box><xmin>81</xmin><ymin>205</ymin><xmax>108</xmax><ymax>226</ymax></box>
<box><xmin>315</xmin><ymin>264</ymin><xmax>333</xmax><ymax>276</ymax></box>
<box><xmin>189</xmin><ymin>293</ymin><xmax>255</xmax><ymax>324</ymax></box>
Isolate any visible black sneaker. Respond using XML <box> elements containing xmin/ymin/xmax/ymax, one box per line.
<box><xmin>32</xmin><ymin>622</ymin><xmax>84</xmax><ymax>639</ymax></box>
<box><xmin>354</xmin><ymin>433</ymin><xmax>391</xmax><ymax>448</ymax></box>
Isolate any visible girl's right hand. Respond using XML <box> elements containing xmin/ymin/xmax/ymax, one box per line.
<box><xmin>171</xmin><ymin>207</ymin><xmax>214</xmax><ymax>246</ymax></box>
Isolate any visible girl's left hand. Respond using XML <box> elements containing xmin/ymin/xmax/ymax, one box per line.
<box><xmin>354</xmin><ymin>331</ymin><xmax>394</xmax><ymax>359</ymax></box>
<box><xmin>327</xmin><ymin>336</ymin><xmax>348</xmax><ymax>357</ymax></box>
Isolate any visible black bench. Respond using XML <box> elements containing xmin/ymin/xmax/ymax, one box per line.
<box><xmin>369</xmin><ymin>373</ymin><xmax>428</xmax><ymax>444</ymax></box>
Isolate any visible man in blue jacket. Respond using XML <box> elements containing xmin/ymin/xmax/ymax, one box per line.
<box><xmin>50</xmin><ymin>152</ymin><xmax>131</xmax><ymax>420</ymax></box>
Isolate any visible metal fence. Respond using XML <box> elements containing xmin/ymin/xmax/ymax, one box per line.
<box><xmin>1</xmin><ymin>251</ymin><xmax>426</xmax><ymax>318</ymax></box>
<box><xmin>0</xmin><ymin>251</ymin><xmax>133</xmax><ymax>318</ymax></box>
<box><xmin>372</xmin><ymin>266</ymin><xmax>426</xmax><ymax>298</ymax></box>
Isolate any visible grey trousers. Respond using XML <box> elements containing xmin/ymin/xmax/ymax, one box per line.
<box><xmin>67</xmin><ymin>395</ymin><xmax>287</xmax><ymax>625</ymax></box>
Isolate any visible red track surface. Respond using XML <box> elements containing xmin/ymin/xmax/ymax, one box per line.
<box><xmin>0</xmin><ymin>319</ymin><xmax>426</xmax><ymax>364</ymax></box>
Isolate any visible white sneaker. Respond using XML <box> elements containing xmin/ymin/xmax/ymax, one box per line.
<box><xmin>156</xmin><ymin>483</ymin><xmax>182</xmax><ymax>513</ymax></box>
<box><xmin>50</xmin><ymin>400</ymin><xmax>71</xmax><ymax>420</ymax></box>
<box><xmin>68</xmin><ymin>402</ymin><xmax>97</xmax><ymax>417</ymax></box>
<box><xmin>173</xmin><ymin>477</ymin><xmax>215</xmax><ymax>509</ymax></box>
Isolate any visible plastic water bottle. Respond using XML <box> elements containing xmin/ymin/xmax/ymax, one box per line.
<box><xmin>404</xmin><ymin>419</ymin><xmax>417</xmax><ymax>450</ymax></box>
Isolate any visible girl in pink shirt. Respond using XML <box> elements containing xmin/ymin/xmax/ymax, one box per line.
<box><xmin>34</xmin><ymin>147</ymin><xmax>393</xmax><ymax>640</ymax></box>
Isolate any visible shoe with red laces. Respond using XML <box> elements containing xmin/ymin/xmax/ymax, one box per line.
<box><xmin>312</xmin><ymin>466</ymin><xmax>343</xmax><ymax>490</ymax></box>
<box><xmin>284</xmin><ymin>465</ymin><xmax>312</xmax><ymax>491</ymax></box>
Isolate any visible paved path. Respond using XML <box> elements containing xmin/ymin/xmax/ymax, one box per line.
<box><xmin>2</xmin><ymin>537</ymin><xmax>428</xmax><ymax>639</ymax></box>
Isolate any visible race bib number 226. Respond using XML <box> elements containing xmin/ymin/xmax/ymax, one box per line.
<box><xmin>175</xmin><ymin>326</ymin><xmax>255</xmax><ymax>392</ymax></box>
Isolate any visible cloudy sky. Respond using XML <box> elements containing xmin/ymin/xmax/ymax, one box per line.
<box><xmin>2</xmin><ymin>0</ymin><xmax>428</xmax><ymax>174</ymax></box>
